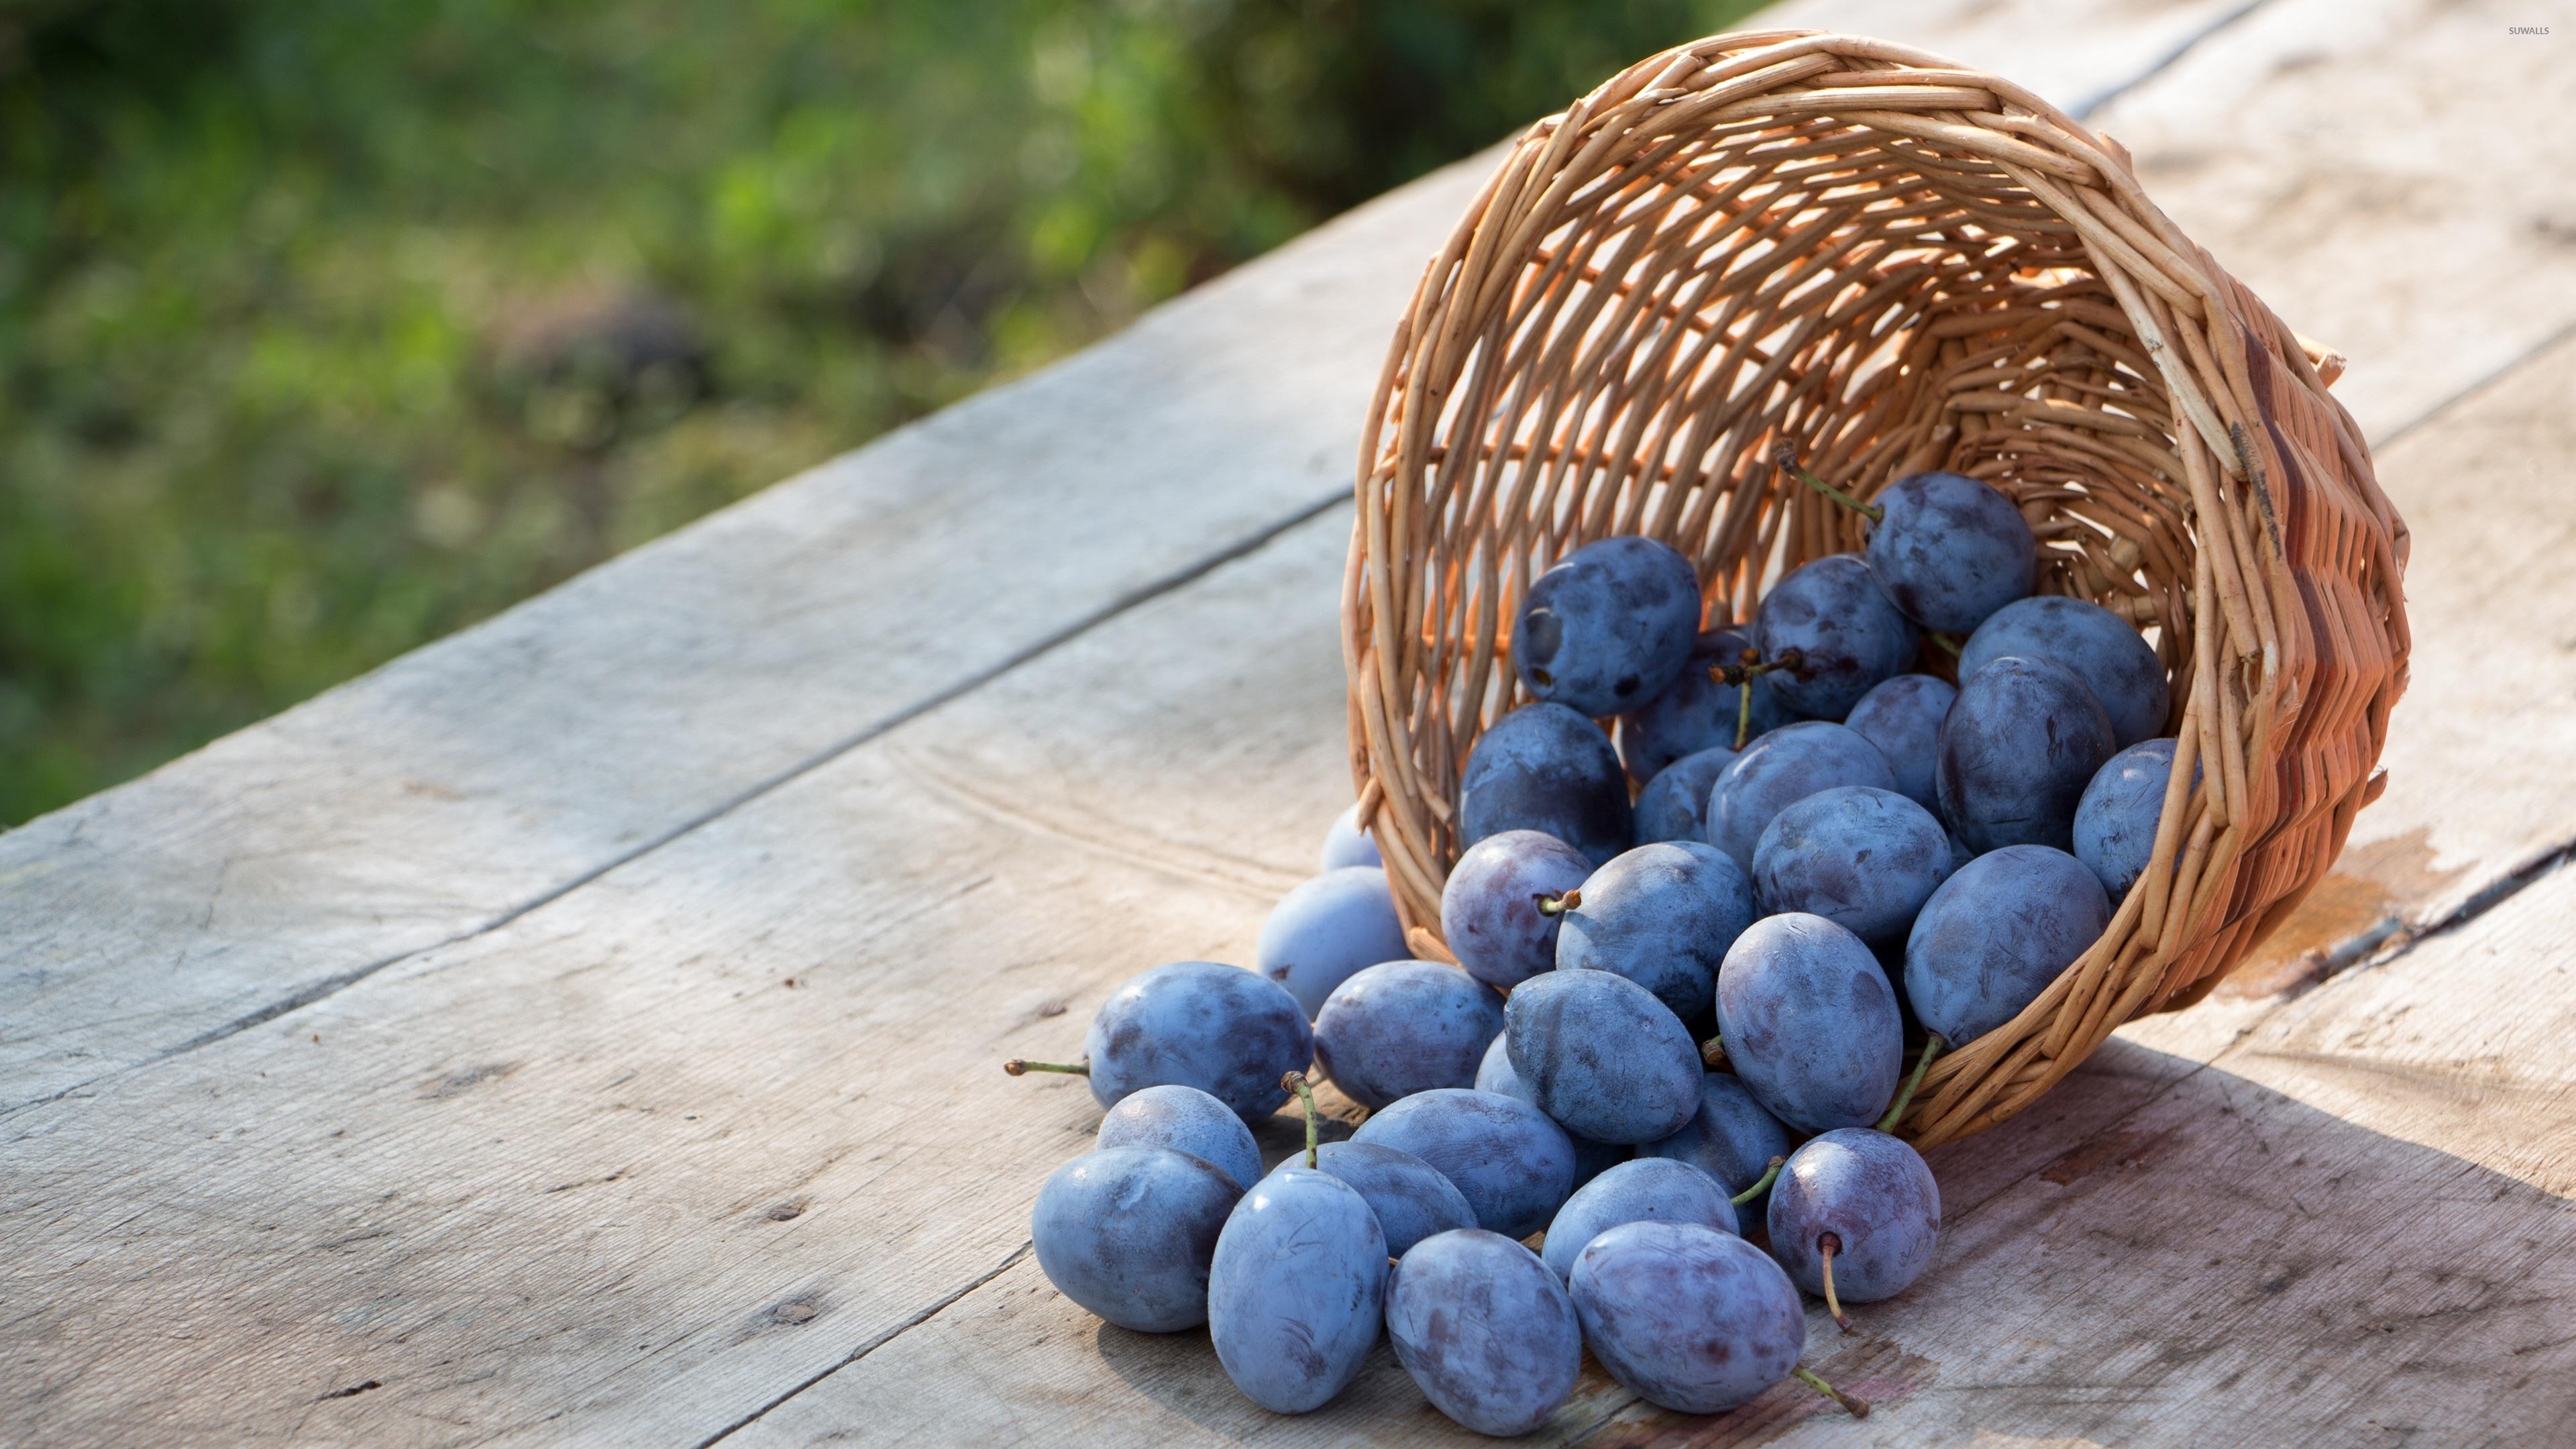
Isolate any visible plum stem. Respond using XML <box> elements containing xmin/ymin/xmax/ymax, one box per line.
<box><xmin>1731</xmin><ymin>1155</ymin><xmax>1784</xmax><ymax>1207</ymax></box>
<box><xmin>1793</xmin><ymin>1366</ymin><xmax>1871</xmax><ymax>1417</ymax></box>
<box><xmin>1819</xmin><ymin>1232</ymin><xmax>1854</xmax><ymax>1334</ymax></box>
<box><xmin>1699</xmin><ymin>1032</ymin><xmax>1727</xmax><ymax>1069</ymax></box>
<box><xmin>1877</xmin><ymin>1033</ymin><xmax>1948</xmax><ymax>1132</ymax></box>
<box><xmin>1281</xmin><ymin>1071</ymin><xmax>1320</xmax><ymax>1169</ymax></box>
<box><xmin>1534</xmin><ymin>888</ymin><xmax>1582</xmax><ymax>918</ymax></box>
<box><xmin>1773</xmin><ymin>443</ymin><xmax>1883</xmax><ymax>523</ymax></box>
<box><xmin>1927</xmin><ymin>631</ymin><xmax>1963</xmax><ymax>657</ymax></box>
<box><xmin>1003</xmin><ymin>1058</ymin><xmax>1089</xmax><ymax>1077</ymax></box>
<box><xmin>1735</xmin><ymin>666</ymin><xmax>1756</xmax><ymax>749</ymax></box>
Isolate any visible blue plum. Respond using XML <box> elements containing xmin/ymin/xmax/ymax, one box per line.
<box><xmin>1319</xmin><ymin>801</ymin><xmax>1383</xmax><ymax>871</ymax></box>
<box><xmin>1299</xmin><ymin>1140</ymin><xmax>1477</xmax><ymax>1258</ymax></box>
<box><xmin>1313</xmin><ymin>960</ymin><xmax>1505</xmax><ymax>1112</ymax></box>
<box><xmin>1031</xmin><ymin>1146</ymin><xmax>1238</xmax><ymax>1332</ymax></box>
<box><xmin>1476</xmin><ymin>1033</ymin><xmax>1630</xmax><ymax>1187</ymax></box>
<box><xmin>1440</xmin><ymin>829</ymin><xmax>1591</xmax><ymax>991</ymax></box>
<box><xmin>1754</xmin><ymin>553</ymin><xmax>1918</xmax><ymax>720</ymax></box>
<box><xmin>1063</xmin><ymin>961</ymin><xmax>1313</xmax><ymax>1120</ymax></box>
<box><xmin>1513</xmin><ymin>535</ymin><xmax>1705</xmax><ymax>717</ymax></box>
<box><xmin>1459</xmin><ymin>703</ymin><xmax>1633</xmax><ymax>867</ymax></box>
<box><xmin>1505</xmin><ymin>969</ymin><xmax>1703</xmax><ymax>1144</ymax></box>
<box><xmin>1937</xmin><ymin>654</ymin><xmax>2115</xmax><ymax>853</ymax></box>
<box><xmin>1905</xmin><ymin>844</ymin><xmax>2110</xmax><ymax>1046</ymax></box>
<box><xmin>1095</xmin><ymin>1084</ymin><xmax>1261</xmax><ymax>1191</ymax></box>
<box><xmin>1255</xmin><ymin>866</ymin><xmax>1409</xmax><ymax>1018</ymax></box>
<box><xmin>1615</xmin><ymin>628</ymin><xmax>1792</xmax><ymax>785</ymax></box>
<box><xmin>2074</xmin><ymin>737</ymin><xmax>2184</xmax><ymax>898</ymax></box>
<box><xmin>1754</xmin><ymin>785</ymin><xmax>1951</xmax><ymax>945</ymax></box>
<box><xmin>1387</xmin><ymin>1230</ymin><xmax>1583</xmax><ymax>1436</ymax></box>
<box><xmin>1843</xmin><ymin>673</ymin><xmax>1956</xmax><ymax>810</ymax></box>
<box><xmin>1644</xmin><ymin>1073</ymin><xmax>1794</xmax><ymax>1228</ymax></box>
<box><xmin>1633</xmin><ymin>745</ymin><xmax>1736</xmax><ymax>845</ymax></box>
<box><xmin>1768</xmin><ymin>1128</ymin><xmax>1941</xmax><ymax>1314</ymax></box>
<box><xmin>1208</xmin><ymin>1167</ymin><xmax>1387</xmax><ymax>1413</ymax></box>
<box><xmin>1961</xmin><ymin>594</ymin><xmax>2171</xmax><ymax>746</ymax></box>
<box><xmin>1569</xmin><ymin>1221</ymin><xmax>1806</xmax><ymax>1413</ymax></box>
<box><xmin>1351</xmin><ymin>1088</ymin><xmax>1578</xmax><ymax>1238</ymax></box>
<box><xmin>1555</xmin><ymin>841</ymin><xmax>1756</xmax><ymax>1019</ymax></box>
<box><xmin>1864</xmin><ymin>470</ymin><xmax>2037</xmax><ymax>634</ymax></box>
<box><xmin>1540</xmin><ymin>1157</ymin><xmax>1737</xmax><ymax>1281</ymax></box>
<box><xmin>1716</xmin><ymin>913</ymin><xmax>1904</xmax><ymax>1132</ymax></box>
<box><xmin>1704</xmin><ymin>720</ymin><xmax>1895</xmax><ymax>870</ymax></box>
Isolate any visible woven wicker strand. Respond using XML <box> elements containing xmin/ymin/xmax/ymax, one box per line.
<box><xmin>1340</xmin><ymin>31</ymin><xmax>2409</xmax><ymax>1148</ymax></box>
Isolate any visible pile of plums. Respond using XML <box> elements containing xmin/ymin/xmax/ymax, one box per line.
<box><xmin>1006</xmin><ymin>464</ymin><xmax>2184</xmax><ymax>1434</ymax></box>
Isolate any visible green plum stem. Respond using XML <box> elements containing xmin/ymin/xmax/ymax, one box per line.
<box><xmin>1003</xmin><ymin>1058</ymin><xmax>1089</xmax><ymax>1077</ymax></box>
<box><xmin>1793</xmin><ymin>1366</ymin><xmax>1870</xmax><ymax>1418</ymax></box>
<box><xmin>1282</xmin><ymin>1071</ymin><xmax>1320</xmax><ymax>1169</ymax></box>
<box><xmin>1772</xmin><ymin>443</ymin><xmax>1883</xmax><ymax>523</ymax></box>
<box><xmin>1735</xmin><ymin>670</ymin><xmax>1754</xmax><ymax>749</ymax></box>
<box><xmin>1699</xmin><ymin>1033</ymin><xmax>1727</xmax><ymax>1070</ymax></box>
<box><xmin>1877</xmin><ymin>1033</ymin><xmax>1947</xmax><ymax>1132</ymax></box>
<box><xmin>1730</xmin><ymin>1155</ymin><xmax>1783</xmax><ymax>1207</ymax></box>
<box><xmin>1534</xmin><ymin>889</ymin><xmax>1582</xmax><ymax>918</ymax></box>
<box><xmin>1927</xmin><ymin>631</ymin><xmax>1963</xmax><ymax>657</ymax></box>
<box><xmin>1819</xmin><ymin>1232</ymin><xmax>1854</xmax><ymax>1334</ymax></box>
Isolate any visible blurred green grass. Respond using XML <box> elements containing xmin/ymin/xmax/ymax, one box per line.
<box><xmin>0</xmin><ymin>0</ymin><xmax>1761</xmax><ymax>825</ymax></box>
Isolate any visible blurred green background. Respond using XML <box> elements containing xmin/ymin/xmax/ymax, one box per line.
<box><xmin>0</xmin><ymin>0</ymin><xmax>1762</xmax><ymax>825</ymax></box>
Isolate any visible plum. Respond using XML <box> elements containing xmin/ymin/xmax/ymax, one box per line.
<box><xmin>1505</xmin><ymin>969</ymin><xmax>1704</xmax><ymax>1144</ymax></box>
<box><xmin>1753</xmin><ymin>784</ymin><xmax>1951</xmax><ymax>945</ymax></box>
<box><xmin>1351</xmin><ymin>1088</ymin><xmax>1578</xmax><ymax>1238</ymax></box>
<box><xmin>1440</xmin><ymin>828</ymin><xmax>1592</xmax><ymax>990</ymax></box>
<box><xmin>1387</xmin><ymin>1229</ymin><xmax>1582</xmax><ymax>1436</ymax></box>
<box><xmin>1704</xmin><ymin>720</ymin><xmax>1895</xmax><ymax>870</ymax></box>
<box><xmin>1208</xmin><ymin>1167</ymin><xmax>1386</xmax><ymax>1413</ymax></box>
<box><xmin>1960</xmin><ymin>594</ymin><xmax>2170</xmax><ymax>747</ymax></box>
<box><xmin>1555</xmin><ymin>841</ymin><xmax>1756</xmax><ymax>1020</ymax></box>
<box><xmin>1716</xmin><ymin>913</ymin><xmax>1904</xmax><ymax>1132</ymax></box>
<box><xmin>1754</xmin><ymin>553</ymin><xmax>1918</xmax><ymax>720</ymax></box>
<box><xmin>1312</xmin><ymin>960</ymin><xmax>1505</xmax><ymax>1111</ymax></box>
<box><xmin>1318</xmin><ymin>801</ymin><xmax>1383</xmax><ymax>871</ymax></box>
<box><xmin>2074</xmin><ymin>737</ymin><xmax>2185</xmax><ymax>898</ymax></box>
<box><xmin>1937</xmin><ymin>653</ymin><xmax>2114</xmax><ymax>853</ymax></box>
<box><xmin>1904</xmin><ymin>843</ymin><xmax>2110</xmax><ymax>1046</ymax></box>
<box><xmin>1005</xmin><ymin>961</ymin><xmax>1311</xmax><ymax>1120</ymax></box>
<box><xmin>1864</xmin><ymin>470</ymin><xmax>2037</xmax><ymax>634</ymax></box>
<box><xmin>1768</xmin><ymin>1128</ymin><xmax>1942</xmax><ymax>1322</ymax></box>
<box><xmin>1569</xmin><ymin>1221</ymin><xmax>1806</xmax><ymax>1413</ymax></box>
<box><xmin>1632</xmin><ymin>745</ymin><xmax>1735</xmax><ymax>846</ymax></box>
<box><xmin>1031</xmin><ymin>1146</ymin><xmax>1237</xmax><ymax>1332</ymax></box>
<box><xmin>1094</xmin><ymin>1083</ymin><xmax>1260</xmax><ymax>1191</ymax></box>
<box><xmin>1254</xmin><ymin>866</ymin><xmax>1409</xmax><ymax>1017</ymax></box>
<box><xmin>1540</xmin><ymin>1157</ymin><xmax>1738</xmax><ymax>1281</ymax></box>
<box><xmin>1843</xmin><ymin>673</ymin><xmax>1956</xmax><ymax>810</ymax></box>
<box><xmin>1297</xmin><ymin>1140</ymin><xmax>1477</xmax><ymax>1258</ymax></box>
<box><xmin>1458</xmin><ymin>703</ymin><xmax>1633</xmax><ymax>867</ymax></box>
<box><xmin>1513</xmin><ymin>535</ymin><xmax>1705</xmax><ymax>717</ymax></box>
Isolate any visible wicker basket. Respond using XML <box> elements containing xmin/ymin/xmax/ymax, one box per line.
<box><xmin>1340</xmin><ymin>30</ymin><xmax>2410</xmax><ymax>1148</ymax></box>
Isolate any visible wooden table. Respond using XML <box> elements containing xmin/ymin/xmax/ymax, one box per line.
<box><xmin>9</xmin><ymin>2</ymin><xmax>2575</xmax><ymax>1443</ymax></box>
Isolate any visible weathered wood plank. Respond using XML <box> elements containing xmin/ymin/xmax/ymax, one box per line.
<box><xmin>0</xmin><ymin>157</ymin><xmax>1489</xmax><ymax>1112</ymax></box>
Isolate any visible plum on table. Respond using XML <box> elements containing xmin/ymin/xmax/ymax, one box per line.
<box><xmin>1254</xmin><ymin>865</ymin><xmax>1409</xmax><ymax>1017</ymax></box>
<box><xmin>1093</xmin><ymin>1083</ymin><xmax>1260</xmax><ymax>1191</ymax></box>
<box><xmin>1208</xmin><ymin>1166</ymin><xmax>1386</xmax><ymax>1413</ymax></box>
<box><xmin>1311</xmin><ymin>960</ymin><xmax>1504</xmax><ymax>1111</ymax></box>
<box><xmin>1715</xmin><ymin>912</ymin><xmax>1904</xmax><ymax>1133</ymax></box>
<box><xmin>1540</xmin><ymin>1157</ymin><xmax>1738</xmax><ymax>1281</ymax></box>
<box><xmin>1387</xmin><ymin>1229</ymin><xmax>1582</xmax><ymax>1436</ymax></box>
<box><xmin>1440</xmin><ymin>828</ymin><xmax>1593</xmax><ymax>991</ymax></box>
<box><xmin>1475</xmin><ymin>1032</ymin><xmax>1630</xmax><ymax>1187</ymax></box>
<box><xmin>1318</xmin><ymin>801</ymin><xmax>1383</xmax><ymax>871</ymax></box>
<box><xmin>1030</xmin><ymin>1146</ymin><xmax>1237</xmax><ymax>1332</ymax></box>
<box><xmin>1350</xmin><ymin>1087</ymin><xmax>1578</xmax><ymax>1239</ymax></box>
<box><xmin>1505</xmin><ymin>968</ymin><xmax>1705</xmax><ymax>1145</ymax></box>
<box><xmin>1642</xmin><ymin>1071</ymin><xmax>1793</xmax><ymax>1228</ymax></box>
<box><xmin>1554</xmin><ymin>840</ymin><xmax>1756</xmax><ymax>1020</ymax></box>
<box><xmin>1004</xmin><ymin>960</ymin><xmax>1312</xmax><ymax>1120</ymax></box>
